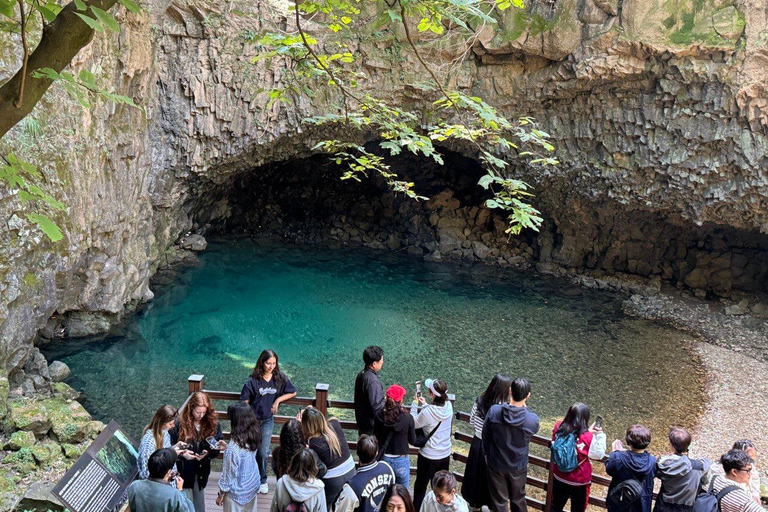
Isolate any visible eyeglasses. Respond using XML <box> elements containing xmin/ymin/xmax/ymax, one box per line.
<box><xmin>737</xmin><ymin>467</ymin><xmax>753</xmax><ymax>473</ymax></box>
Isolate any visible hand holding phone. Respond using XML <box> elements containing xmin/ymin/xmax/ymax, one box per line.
<box><xmin>594</xmin><ymin>415</ymin><xmax>604</xmax><ymax>430</ymax></box>
<box><xmin>415</xmin><ymin>381</ymin><xmax>422</xmax><ymax>400</ymax></box>
<box><xmin>206</xmin><ymin>436</ymin><xmax>219</xmax><ymax>450</ymax></box>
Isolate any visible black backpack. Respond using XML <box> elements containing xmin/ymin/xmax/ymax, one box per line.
<box><xmin>692</xmin><ymin>478</ymin><xmax>740</xmax><ymax>512</ymax></box>
<box><xmin>607</xmin><ymin>479</ymin><xmax>644</xmax><ymax>511</ymax></box>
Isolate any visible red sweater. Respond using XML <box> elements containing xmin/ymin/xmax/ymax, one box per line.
<box><xmin>552</xmin><ymin>420</ymin><xmax>594</xmax><ymax>485</ymax></box>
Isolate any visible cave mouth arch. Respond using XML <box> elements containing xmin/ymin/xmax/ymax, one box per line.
<box><xmin>186</xmin><ymin>145</ymin><xmax>768</xmax><ymax>299</ymax></box>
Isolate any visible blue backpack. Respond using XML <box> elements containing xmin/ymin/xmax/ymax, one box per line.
<box><xmin>551</xmin><ymin>432</ymin><xmax>578</xmax><ymax>472</ymax></box>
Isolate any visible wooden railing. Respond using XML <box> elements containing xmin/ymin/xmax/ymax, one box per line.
<box><xmin>188</xmin><ymin>375</ymin><xmax>614</xmax><ymax>512</ymax></box>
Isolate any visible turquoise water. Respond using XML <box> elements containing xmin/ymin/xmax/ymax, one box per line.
<box><xmin>42</xmin><ymin>238</ymin><xmax>705</xmax><ymax>445</ymax></box>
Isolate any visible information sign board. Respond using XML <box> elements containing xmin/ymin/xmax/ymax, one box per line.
<box><xmin>52</xmin><ymin>420</ymin><xmax>139</xmax><ymax>512</ymax></box>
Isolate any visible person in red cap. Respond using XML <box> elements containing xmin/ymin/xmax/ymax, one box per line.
<box><xmin>374</xmin><ymin>384</ymin><xmax>428</xmax><ymax>487</ymax></box>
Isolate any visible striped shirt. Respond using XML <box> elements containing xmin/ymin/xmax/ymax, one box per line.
<box><xmin>710</xmin><ymin>475</ymin><xmax>764</xmax><ymax>512</ymax></box>
<box><xmin>219</xmin><ymin>441</ymin><xmax>260</xmax><ymax>505</ymax></box>
<box><xmin>137</xmin><ymin>430</ymin><xmax>172</xmax><ymax>479</ymax></box>
<box><xmin>469</xmin><ymin>403</ymin><xmax>485</xmax><ymax>438</ymax></box>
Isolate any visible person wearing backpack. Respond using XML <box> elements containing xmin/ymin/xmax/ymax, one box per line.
<box><xmin>654</xmin><ymin>427</ymin><xmax>712</xmax><ymax>512</ymax></box>
<box><xmin>270</xmin><ymin>448</ymin><xmax>328</xmax><ymax>512</ymax></box>
<box><xmin>550</xmin><ymin>403</ymin><xmax>607</xmax><ymax>512</ymax></box>
<box><xmin>706</xmin><ymin>449</ymin><xmax>764</xmax><ymax>512</ymax></box>
<box><xmin>605</xmin><ymin>425</ymin><xmax>656</xmax><ymax>512</ymax></box>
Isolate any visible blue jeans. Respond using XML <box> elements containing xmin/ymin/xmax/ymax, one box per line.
<box><xmin>383</xmin><ymin>455</ymin><xmax>410</xmax><ymax>487</ymax></box>
<box><xmin>257</xmin><ymin>417</ymin><xmax>274</xmax><ymax>482</ymax></box>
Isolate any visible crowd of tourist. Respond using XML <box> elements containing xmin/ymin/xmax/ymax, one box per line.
<box><xmin>127</xmin><ymin>346</ymin><xmax>764</xmax><ymax>512</ymax></box>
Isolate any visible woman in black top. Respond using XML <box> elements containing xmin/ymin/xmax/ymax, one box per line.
<box><xmin>240</xmin><ymin>349</ymin><xmax>297</xmax><ymax>493</ymax></box>
<box><xmin>300</xmin><ymin>407</ymin><xmax>355</xmax><ymax>507</ymax></box>
<box><xmin>374</xmin><ymin>384</ymin><xmax>426</xmax><ymax>487</ymax></box>
<box><xmin>169</xmin><ymin>391</ymin><xmax>224</xmax><ymax>512</ymax></box>
<box><xmin>461</xmin><ymin>373</ymin><xmax>512</xmax><ymax>509</ymax></box>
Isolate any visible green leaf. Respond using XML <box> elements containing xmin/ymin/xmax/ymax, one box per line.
<box><xmin>33</xmin><ymin>3</ymin><xmax>58</xmax><ymax>21</ymax></box>
<box><xmin>74</xmin><ymin>0</ymin><xmax>87</xmax><ymax>10</ymax></box>
<box><xmin>25</xmin><ymin>213</ymin><xmax>64</xmax><ymax>242</ymax></box>
<box><xmin>79</xmin><ymin>69</ymin><xmax>97</xmax><ymax>89</ymax></box>
<box><xmin>477</xmin><ymin>174</ymin><xmax>495</xmax><ymax>190</ymax></box>
<box><xmin>90</xmin><ymin>6</ymin><xmax>120</xmax><ymax>32</ymax></box>
<box><xmin>0</xmin><ymin>0</ymin><xmax>14</xmax><ymax>18</ymax></box>
<box><xmin>119</xmin><ymin>0</ymin><xmax>141</xmax><ymax>13</ymax></box>
<box><xmin>76</xmin><ymin>12</ymin><xmax>103</xmax><ymax>31</ymax></box>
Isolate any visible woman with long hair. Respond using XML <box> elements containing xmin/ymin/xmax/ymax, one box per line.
<box><xmin>169</xmin><ymin>392</ymin><xmax>224</xmax><ymax>512</ymax></box>
<box><xmin>271</xmin><ymin>419</ymin><xmax>327</xmax><ymax>480</ymax></box>
<box><xmin>216</xmin><ymin>402</ymin><xmax>262</xmax><ymax>512</ymax></box>
<box><xmin>379</xmin><ymin>484</ymin><xmax>416</xmax><ymax>512</ymax></box>
<box><xmin>137</xmin><ymin>404</ymin><xmax>185</xmax><ymax>479</ymax></box>
<box><xmin>240</xmin><ymin>349</ymin><xmax>297</xmax><ymax>494</ymax></box>
<box><xmin>461</xmin><ymin>373</ymin><xmax>511</xmax><ymax>510</ymax></box>
<box><xmin>551</xmin><ymin>402</ymin><xmax>606</xmax><ymax>512</ymax></box>
<box><xmin>374</xmin><ymin>384</ymin><xmax>427</xmax><ymax>486</ymax></box>
<box><xmin>301</xmin><ymin>407</ymin><xmax>355</xmax><ymax>507</ymax></box>
<box><xmin>410</xmin><ymin>378</ymin><xmax>453</xmax><ymax>511</ymax></box>
<box><xmin>270</xmin><ymin>448</ymin><xmax>328</xmax><ymax>512</ymax></box>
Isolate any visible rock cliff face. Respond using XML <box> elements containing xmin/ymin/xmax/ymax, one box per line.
<box><xmin>1</xmin><ymin>0</ymin><xmax>767</xmax><ymax>389</ymax></box>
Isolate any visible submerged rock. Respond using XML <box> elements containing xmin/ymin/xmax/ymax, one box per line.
<box><xmin>725</xmin><ymin>298</ymin><xmax>750</xmax><ymax>316</ymax></box>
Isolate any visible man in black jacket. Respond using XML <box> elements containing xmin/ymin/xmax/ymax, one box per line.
<box><xmin>482</xmin><ymin>377</ymin><xmax>540</xmax><ymax>512</ymax></box>
<box><xmin>354</xmin><ymin>346</ymin><xmax>385</xmax><ymax>436</ymax></box>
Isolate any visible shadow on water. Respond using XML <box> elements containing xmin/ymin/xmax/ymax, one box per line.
<box><xmin>42</xmin><ymin>237</ymin><xmax>706</xmax><ymax>448</ymax></box>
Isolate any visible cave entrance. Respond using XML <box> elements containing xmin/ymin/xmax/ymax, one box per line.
<box><xmin>210</xmin><ymin>146</ymin><xmax>534</xmax><ymax>263</ymax></box>
<box><xmin>188</xmin><ymin>146</ymin><xmax>768</xmax><ymax>299</ymax></box>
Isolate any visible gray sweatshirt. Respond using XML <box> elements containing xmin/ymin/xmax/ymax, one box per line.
<box><xmin>656</xmin><ymin>454</ymin><xmax>712</xmax><ymax>506</ymax></box>
<box><xmin>270</xmin><ymin>475</ymin><xmax>327</xmax><ymax>512</ymax></box>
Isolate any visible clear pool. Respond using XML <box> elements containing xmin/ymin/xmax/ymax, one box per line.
<box><xmin>41</xmin><ymin>237</ymin><xmax>705</xmax><ymax>447</ymax></box>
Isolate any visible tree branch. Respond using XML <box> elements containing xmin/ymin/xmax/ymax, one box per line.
<box><xmin>293</xmin><ymin>0</ymin><xmax>358</xmax><ymax>116</ymax></box>
<box><xmin>15</xmin><ymin>0</ymin><xmax>29</xmax><ymax>109</ymax></box>
<box><xmin>0</xmin><ymin>0</ymin><xmax>119</xmax><ymax>138</ymax></box>
<box><xmin>397</xmin><ymin>0</ymin><xmax>460</xmax><ymax>114</ymax></box>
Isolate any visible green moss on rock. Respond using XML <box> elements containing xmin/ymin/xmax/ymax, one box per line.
<box><xmin>0</xmin><ymin>376</ymin><xmax>8</xmax><ymax>419</ymax></box>
<box><xmin>61</xmin><ymin>443</ymin><xmax>85</xmax><ymax>459</ymax></box>
<box><xmin>51</xmin><ymin>382</ymin><xmax>80</xmax><ymax>400</ymax></box>
<box><xmin>6</xmin><ymin>430</ymin><xmax>36</xmax><ymax>451</ymax></box>
<box><xmin>9</xmin><ymin>399</ymin><xmax>53</xmax><ymax>434</ymax></box>
<box><xmin>0</xmin><ymin>477</ymin><xmax>14</xmax><ymax>493</ymax></box>
<box><xmin>10</xmin><ymin>397</ymin><xmax>93</xmax><ymax>441</ymax></box>
<box><xmin>2</xmin><ymin>447</ymin><xmax>37</xmax><ymax>476</ymax></box>
<box><xmin>30</xmin><ymin>442</ymin><xmax>61</xmax><ymax>466</ymax></box>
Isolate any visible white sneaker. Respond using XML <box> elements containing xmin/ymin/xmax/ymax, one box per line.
<box><xmin>259</xmin><ymin>483</ymin><xmax>269</xmax><ymax>494</ymax></box>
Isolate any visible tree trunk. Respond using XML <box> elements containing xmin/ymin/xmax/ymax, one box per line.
<box><xmin>0</xmin><ymin>0</ymin><xmax>119</xmax><ymax>139</ymax></box>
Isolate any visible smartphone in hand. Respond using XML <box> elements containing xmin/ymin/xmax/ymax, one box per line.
<box><xmin>206</xmin><ymin>436</ymin><xmax>219</xmax><ymax>450</ymax></box>
<box><xmin>594</xmin><ymin>415</ymin><xmax>604</xmax><ymax>430</ymax></box>
<box><xmin>415</xmin><ymin>381</ymin><xmax>422</xmax><ymax>399</ymax></box>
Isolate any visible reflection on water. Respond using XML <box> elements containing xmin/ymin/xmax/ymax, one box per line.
<box><xmin>42</xmin><ymin>237</ymin><xmax>705</xmax><ymax>447</ymax></box>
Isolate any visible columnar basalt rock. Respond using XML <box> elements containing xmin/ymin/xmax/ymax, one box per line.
<box><xmin>0</xmin><ymin>0</ymin><xmax>766</xmax><ymax>389</ymax></box>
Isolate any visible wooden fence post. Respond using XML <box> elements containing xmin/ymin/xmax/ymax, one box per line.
<box><xmin>188</xmin><ymin>374</ymin><xmax>204</xmax><ymax>394</ymax></box>
<box><xmin>315</xmin><ymin>383</ymin><xmax>329</xmax><ymax>416</ymax></box>
<box><xmin>544</xmin><ymin>457</ymin><xmax>555</xmax><ymax>512</ymax></box>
